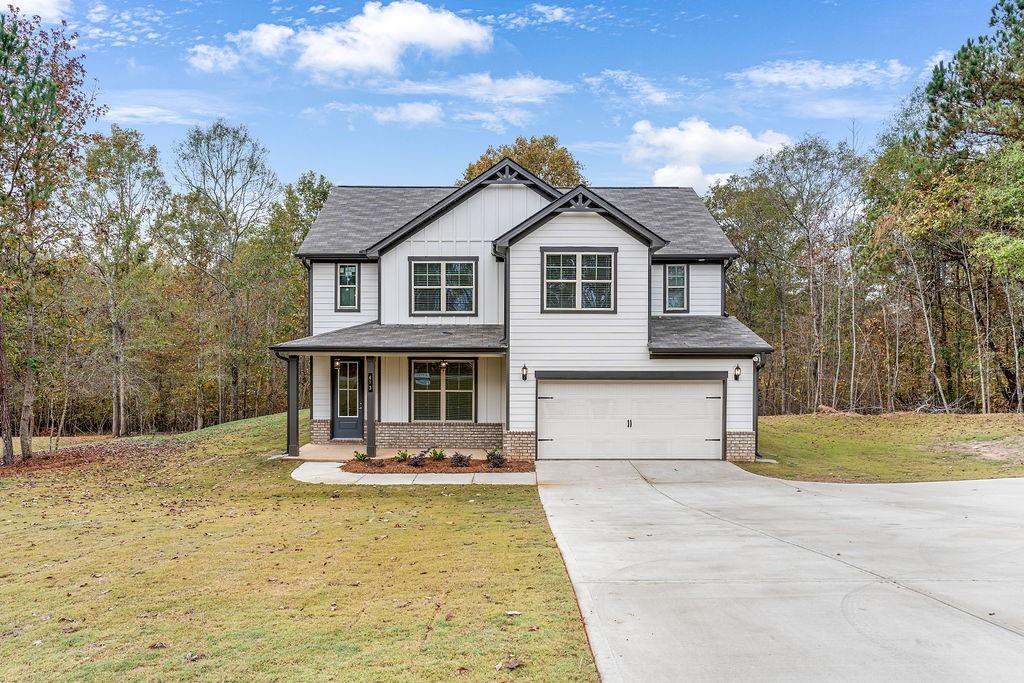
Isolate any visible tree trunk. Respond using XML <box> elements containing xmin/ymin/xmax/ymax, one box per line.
<box><xmin>0</xmin><ymin>295</ymin><xmax>15</xmax><ymax>466</ymax></box>
<box><xmin>19</xmin><ymin>259</ymin><xmax>37</xmax><ymax>460</ymax></box>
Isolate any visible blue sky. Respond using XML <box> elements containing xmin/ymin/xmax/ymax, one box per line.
<box><xmin>21</xmin><ymin>0</ymin><xmax>994</xmax><ymax>189</ymax></box>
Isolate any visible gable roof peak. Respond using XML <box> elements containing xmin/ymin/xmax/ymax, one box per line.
<box><xmin>364</xmin><ymin>157</ymin><xmax>561</xmax><ymax>256</ymax></box>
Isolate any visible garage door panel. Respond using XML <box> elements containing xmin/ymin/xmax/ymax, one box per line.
<box><xmin>537</xmin><ymin>380</ymin><xmax>723</xmax><ymax>460</ymax></box>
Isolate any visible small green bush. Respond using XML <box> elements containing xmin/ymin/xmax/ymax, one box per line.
<box><xmin>485</xmin><ymin>448</ymin><xmax>506</xmax><ymax>469</ymax></box>
<box><xmin>394</xmin><ymin>450</ymin><xmax>410</xmax><ymax>462</ymax></box>
<box><xmin>429</xmin><ymin>448</ymin><xmax>446</xmax><ymax>461</ymax></box>
<box><xmin>353</xmin><ymin>451</ymin><xmax>369</xmax><ymax>461</ymax></box>
<box><xmin>450</xmin><ymin>452</ymin><xmax>471</xmax><ymax>467</ymax></box>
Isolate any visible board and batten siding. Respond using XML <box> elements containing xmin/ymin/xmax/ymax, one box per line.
<box><xmin>310</xmin><ymin>261</ymin><xmax>378</xmax><ymax>334</ymax></box>
<box><xmin>378</xmin><ymin>355</ymin><xmax>505</xmax><ymax>422</ymax></box>
<box><xmin>507</xmin><ymin>212</ymin><xmax>754</xmax><ymax>432</ymax></box>
<box><xmin>651</xmin><ymin>262</ymin><xmax>722</xmax><ymax>315</ymax></box>
<box><xmin>379</xmin><ymin>184</ymin><xmax>549</xmax><ymax>325</ymax></box>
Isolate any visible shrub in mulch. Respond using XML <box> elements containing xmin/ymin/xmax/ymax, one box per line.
<box><xmin>485</xmin><ymin>448</ymin><xmax>506</xmax><ymax>469</ymax></box>
<box><xmin>343</xmin><ymin>455</ymin><xmax>533</xmax><ymax>474</ymax></box>
<box><xmin>0</xmin><ymin>440</ymin><xmax>180</xmax><ymax>478</ymax></box>
<box><xmin>449</xmin><ymin>451</ymin><xmax>472</xmax><ymax>468</ymax></box>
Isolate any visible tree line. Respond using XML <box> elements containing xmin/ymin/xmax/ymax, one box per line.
<box><xmin>714</xmin><ymin>1</ymin><xmax>1024</xmax><ymax>415</ymax></box>
<box><xmin>4</xmin><ymin>2</ymin><xmax>1024</xmax><ymax>466</ymax></box>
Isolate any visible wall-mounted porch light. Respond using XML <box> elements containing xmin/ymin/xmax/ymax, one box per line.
<box><xmin>521</xmin><ymin>364</ymin><xmax>529</xmax><ymax>381</ymax></box>
<box><xmin>733</xmin><ymin>364</ymin><xmax>743</xmax><ymax>381</ymax></box>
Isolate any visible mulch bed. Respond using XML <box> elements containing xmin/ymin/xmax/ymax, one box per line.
<box><xmin>342</xmin><ymin>458</ymin><xmax>534</xmax><ymax>474</ymax></box>
<box><xmin>0</xmin><ymin>440</ymin><xmax>177</xmax><ymax>477</ymax></box>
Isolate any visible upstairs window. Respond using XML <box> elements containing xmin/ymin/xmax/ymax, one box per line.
<box><xmin>664</xmin><ymin>264</ymin><xmax>688</xmax><ymax>312</ymax></box>
<box><xmin>543</xmin><ymin>249</ymin><xmax>616</xmax><ymax>312</ymax></box>
<box><xmin>336</xmin><ymin>264</ymin><xmax>359</xmax><ymax>311</ymax></box>
<box><xmin>410</xmin><ymin>259</ymin><xmax>476</xmax><ymax>315</ymax></box>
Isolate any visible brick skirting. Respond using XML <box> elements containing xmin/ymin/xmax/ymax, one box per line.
<box><xmin>725</xmin><ymin>431</ymin><xmax>756</xmax><ymax>461</ymax></box>
<box><xmin>503</xmin><ymin>430</ymin><xmax>536</xmax><ymax>460</ymax></box>
<box><xmin>375</xmin><ymin>421</ymin><xmax>503</xmax><ymax>449</ymax></box>
<box><xmin>311</xmin><ymin>419</ymin><xmax>330</xmax><ymax>444</ymax></box>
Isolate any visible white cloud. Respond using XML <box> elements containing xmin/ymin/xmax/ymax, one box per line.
<box><xmin>728</xmin><ymin>59</ymin><xmax>911</xmax><ymax>89</ymax></box>
<box><xmin>316</xmin><ymin>100</ymin><xmax>443</xmax><ymax>125</ymax></box>
<box><xmin>585</xmin><ymin>69</ymin><xmax>677</xmax><ymax>106</ymax></box>
<box><xmin>294</xmin><ymin>0</ymin><xmax>492</xmax><ymax>76</ymax></box>
<box><xmin>921</xmin><ymin>50</ymin><xmax>953</xmax><ymax>79</ymax></box>
<box><xmin>530</xmin><ymin>4</ymin><xmax>572</xmax><ymax>23</ymax></box>
<box><xmin>14</xmin><ymin>0</ymin><xmax>71</xmax><ymax>22</ymax></box>
<box><xmin>627</xmin><ymin>118</ymin><xmax>791</xmax><ymax>192</ymax></box>
<box><xmin>384</xmin><ymin>72</ymin><xmax>569</xmax><ymax>104</ymax></box>
<box><xmin>370</xmin><ymin>101</ymin><xmax>442</xmax><ymax>124</ymax></box>
<box><xmin>455</xmin><ymin>108</ymin><xmax>530</xmax><ymax>134</ymax></box>
<box><xmin>227</xmin><ymin>23</ymin><xmax>295</xmax><ymax>56</ymax></box>
<box><xmin>187</xmin><ymin>44</ymin><xmax>241</xmax><ymax>73</ymax></box>
<box><xmin>795</xmin><ymin>97</ymin><xmax>893</xmax><ymax>120</ymax></box>
<box><xmin>102</xmin><ymin>89</ymin><xmax>233</xmax><ymax>126</ymax></box>
<box><xmin>86</xmin><ymin>2</ymin><xmax>108</xmax><ymax>22</ymax></box>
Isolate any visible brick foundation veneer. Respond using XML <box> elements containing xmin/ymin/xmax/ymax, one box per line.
<box><xmin>725</xmin><ymin>431</ymin><xmax>756</xmax><ymax>461</ymax></box>
<box><xmin>375</xmin><ymin>421</ymin><xmax>503</xmax><ymax>449</ymax></box>
<box><xmin>503</xmin><ymin>430</ymin><xmax>536</xmax><ymax>460</ymax></box>
<box><xmin>311</xmin><ymin>419</ymin><xmax>331</xmax><ymax>444</ymax></box>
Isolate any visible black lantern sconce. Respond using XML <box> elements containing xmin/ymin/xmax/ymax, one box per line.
<box><xmin>521</xmin><ymin>364</ymin><xmax>529</xmax><ymax>381</ymax></box>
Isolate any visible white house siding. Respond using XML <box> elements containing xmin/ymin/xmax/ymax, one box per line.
<box><xmin>310</xmin><ymin>261</ymin><xmax>378</xmax><ymax>334</ymax></box>
<box><xmin>379</xmin><ymin>184</ymin><xmax>549</xmax><ymax>325</ymax></box>
<box><xmin>508</xmin><ymin>213</ymin><xmax>753</xmax><ymax>432</ymax></box>
<box><xmin>311</xmin><ymin>355</ymin><xmax>331</xmax><ymax>420</ymax></box>
<box><xmin>651</xmin><ymin>262</ymin><xmax>722</xmax><ymax>315</ymax></box>
<box><xmin>374</xmin><ymin>354</ymin><xmax>506</xmax><ymax>423</ymax></box>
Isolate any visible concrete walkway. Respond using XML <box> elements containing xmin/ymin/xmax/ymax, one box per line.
<box><xmin>291</xmin><ymin>461</ymin><xmax>536</xmax><ymax>485</ymax></box>
<box><xmin>537</xmin><ymin>460</ymin><xmax>1024</xmax><ymax>682</ymax></box>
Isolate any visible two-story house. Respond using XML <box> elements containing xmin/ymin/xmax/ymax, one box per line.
<box><xmin>271</xmin><ymin>158</ymin><xmax>772</xmax><ymax>461</ymax></box>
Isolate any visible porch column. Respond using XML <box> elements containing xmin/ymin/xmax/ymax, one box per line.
<box><xmin>366</xmin><ymin>356</ymin><xmax>376</xmax><ymax>456</ymax></box>
<box><xmin>287</xmin><ymin>354</ymin><xmax>299</xmax><ymax>457</ymax></box>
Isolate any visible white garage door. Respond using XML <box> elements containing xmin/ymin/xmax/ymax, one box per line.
<box><xmin>536</xmin><ymin>380</ymin><xmax>724</xmax><ymax>460</ymax></box>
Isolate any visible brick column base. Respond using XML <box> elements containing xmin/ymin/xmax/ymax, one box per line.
<box><xmin>311</xmin><ymin>419</ymin><xmax>331</xmax><ymax>444</ymax></box>
<box><xmin>725</xmin><ymin>431</ymin><xmax>756</xmax><ymax>461</ymax></box>
<box><xmin>503</xmin><ymin>430</ymin><xmax>536</xmax><ymax>460</ymax></box>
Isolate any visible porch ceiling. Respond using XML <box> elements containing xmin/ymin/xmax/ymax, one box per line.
<box><xmin>271</xmin><ymin>321</ymin><xmax>507</xmax><ymax>355</ymax></box>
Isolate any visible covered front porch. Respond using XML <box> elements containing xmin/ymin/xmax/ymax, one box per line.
<box><xmin>272</xmin><ymin>321</ymin><xmax>508</xmax><ymax>458</ymax></box>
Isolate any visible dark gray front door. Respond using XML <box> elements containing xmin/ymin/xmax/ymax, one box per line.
<box><xmin>331</xmin><ymin>356</ymin><xmax>363</xmax><ymax>439</ymax></box>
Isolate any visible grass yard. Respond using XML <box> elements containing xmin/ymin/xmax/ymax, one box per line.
<box><xmin>0</xmin><ymin>412</ymin><xmax>597</xmax><ymax>682</ymax></box>
<box><xmin>743</xmin><ymin>413</ymin><xmax>1024</xmax><ymax>483</ymax></box>
<box><xmin>12</xmin><ymin>434</ymin><xmax>112</xmax><ymax>455</ymax></box>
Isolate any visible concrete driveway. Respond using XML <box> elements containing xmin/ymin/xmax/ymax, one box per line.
<box><xmin>537</xmin><ymin>461</ymin><xmax>1024</xmax><ymax>682</ymax></box>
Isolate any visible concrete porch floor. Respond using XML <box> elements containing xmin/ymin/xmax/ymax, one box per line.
<box><xmin>285</xmin><ymin>442</ymin><xmax>491</xmax><ymax>462</ymax></box>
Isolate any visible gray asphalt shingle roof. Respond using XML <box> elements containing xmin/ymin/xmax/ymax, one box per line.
<box><xmin>649</xmin><ymin>316</ymin><xmax>773</xmax><ymax>354</ymax></box>
<box><xmin>271</xmin><ymin>321</ymin><xmax>506</xmax><ymax>352</ymax></box>
<box><xmin>296</xmin><ymin>185</ymin><xmax>737</xmax><ymax>259</ymax></box>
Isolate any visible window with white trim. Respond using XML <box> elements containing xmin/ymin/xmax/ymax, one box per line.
<box><xmin>411</xmin><ymin>360</ymin><xmax>474</xmax><ymax>421</ymax></box>
<box><xmin>664</xmin><ymin>264</ymin><xmax>688</xmax><ymax>312</ymax></box>
<box><xmin>543</xmin><ymin>251</ymin><xmax>614</xmax><ymax>311</ymax></box>
<box><xmin>336</xmin><ymin>264</ymin><xmax>358</xmax><ymax>310</ymax></box>
<box><xmin>411</xmin><ymin>261</ymin><xmax>475</xmax><ymax>314</ymax></box>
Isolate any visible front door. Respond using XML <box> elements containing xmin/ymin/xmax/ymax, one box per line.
<box><xmin>331</xmin><ymin>356</ymin><xmax>363</xmax><ymax>439</ymax></box>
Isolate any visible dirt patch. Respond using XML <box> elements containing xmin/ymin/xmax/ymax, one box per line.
<box><xmin>814</xmin><ymin>405</ymin><xmax>860</xmax><ymax>416</ymax></box>
<box><xmin>343</xmin><ymin>458</ymin><xmax>534</xmax><ymax>474</ymax></box>
<box><xmin>945</xmin><ymin>436</ymin><xmax>1024</xmax><ymax>465</ymax></box>
<box><xmin>0</xmin><ymin>440</ymin><xmax>181</xmax><ymax>477</ymax></box>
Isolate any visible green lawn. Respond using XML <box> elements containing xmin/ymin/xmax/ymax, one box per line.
<box><xmin>0</xmin><ymin>412</ymin><xmax>597</xmax><ymax>682</ymax></box>
<box><xmin>742</xmin><ymin>413</ymin><xmax>1024</xmax><ymax>483</ymax></box>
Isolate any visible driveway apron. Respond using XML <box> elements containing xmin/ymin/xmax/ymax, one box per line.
<box><xmin>537</xmin><ymin>460</ymin><xmax>1024</xmax><ymax>682</ymax></box>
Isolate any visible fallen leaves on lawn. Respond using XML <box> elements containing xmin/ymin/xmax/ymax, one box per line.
<box><xmin>496</xmin><ymin>659</ymin><xmax>523</xmax><ymax>671</ymax></box>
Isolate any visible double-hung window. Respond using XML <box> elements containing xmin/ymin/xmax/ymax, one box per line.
<box><xmin>336</xmin><ymin>264</ymin><xmax>359</xmax><ymax>311</ymax></box>
<box><xmin>664</xmin><ymin>264</ymin><xmax>688</xmax><ymax>312</ymax></box>
<box><xmin>543</xmin><ymin>249</ymin><xmax>615</xmax><ymax>311</ymax></box>
<box><xmin>411</xmin><ymin>360</ymin><xmax>475</xmax><ymax>421</ymax></box>
<box><xmin>411</xmin><ymin>259</ymin><xmax>476</xmax><ymax>315</ymax></box>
